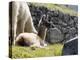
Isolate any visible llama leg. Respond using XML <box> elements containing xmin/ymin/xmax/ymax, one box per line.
<box><xmin>16</xmin><ymin>20</ymin><xmax>25</xmax><ymax>36</ymax></box>
<box><xmin>20</xmin><ymin>20</ymin><xmax>25</xmax><ymax>33</ymax></box>
<box><xmin>25</xmin><ymin>17</ymin><xmax>38</xmax><ymax>34</ymax></box>
<box><xmin>24</xmin><ymin>4</ymin><xmax>38</xmax><ymax>34</ymax></box>
<box><xmin>12</xmin><ymin>2</ymin><xmax>19</xmax><ymax>45</ymax></box>
<box><xmin>30</xmin><ymin>42</ymin><xmax>44</xmax><ymax>48</ymax></box>
<box><xmin>30</xmin><ymin>44</ymin><xmax>42</xmax><ymax>50</ymax></box>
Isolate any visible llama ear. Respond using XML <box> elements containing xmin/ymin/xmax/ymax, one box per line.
<box><xmin>38</xmin><ymin>14</ymin><xmax>45</xmax><ymax>27</ymax></box>
<box><xmin>38</xmin><ymin>16</ymin><xmax>42</xmax><ymax>27</ymax></box>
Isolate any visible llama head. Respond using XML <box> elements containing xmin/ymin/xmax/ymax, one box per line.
<box><xmin>38</xmin><ymin>14</ymin><xmax>55</xmax><ymax>29</ymax></box>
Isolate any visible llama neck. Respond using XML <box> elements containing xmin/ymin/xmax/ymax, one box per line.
<box><xmin>38</xmin><ymin>26</ymin><xmax>47</xmax><ymax>40</ymax></box>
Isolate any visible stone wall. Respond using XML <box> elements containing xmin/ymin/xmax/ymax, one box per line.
<box><xmin>28</xmin><ymin>4</ymin><xmax>78</xmax><ymax>43</ymax></box>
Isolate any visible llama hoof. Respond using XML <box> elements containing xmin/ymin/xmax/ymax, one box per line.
<box><xmin>31</xmin><ymin>47</ymin><xmax>36</xmax><ymax>50</ymax></box>
<box><xmin>30</xmin><ymin>45</ymin><xmax>36</xmax><ymax>50</ymax></box>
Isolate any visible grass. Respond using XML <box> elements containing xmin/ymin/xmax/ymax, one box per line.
<box><xmin>11</xmin><ymin>3</ymin><xmax>74</xmax><ymax>59</ymax></box>
<box><xmin>29</xmin><ymin>3</ymin><xmax>77</xmax><ymax>16</ymax></box>
<box><xmin>11</xmin><ymin>43</ymin><xmax>63</xmax><ymax>59</ymax></box>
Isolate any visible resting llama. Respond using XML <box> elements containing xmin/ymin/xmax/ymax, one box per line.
<box><xmin>15</xmin><ymin>15</ymin><xmax>48</xmax><ymax>48</ymax></box>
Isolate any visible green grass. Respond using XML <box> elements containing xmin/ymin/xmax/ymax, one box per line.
<box><xmin>11</xmin><ymin>43</ymin><xmax>63</xmax><ymax>59</ymax></box>
<box><xmin>30</xmin><ymin>3</ymin><xmax>77</xmax><ymax>16</ymax></box>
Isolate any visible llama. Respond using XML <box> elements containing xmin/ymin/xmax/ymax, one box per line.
<box><xmin>15</xmin><ymin>15</ymin><xmax>49</xmax><ymax>48</ymax></box>
<box><xmin>9</xmin><ymin>1</ymin><xmax>37</xmax><ymax>45</ymax></box>
<box><xmin>15</xmin><ymin>26</ymin><xmax>47</xmax><ymax>48</ymax></box>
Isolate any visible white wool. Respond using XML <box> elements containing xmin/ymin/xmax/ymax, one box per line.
<box><xmin>11</xmin><ymin>1</ymin><xmax>37</xmax><ymax>45</ymax></box>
